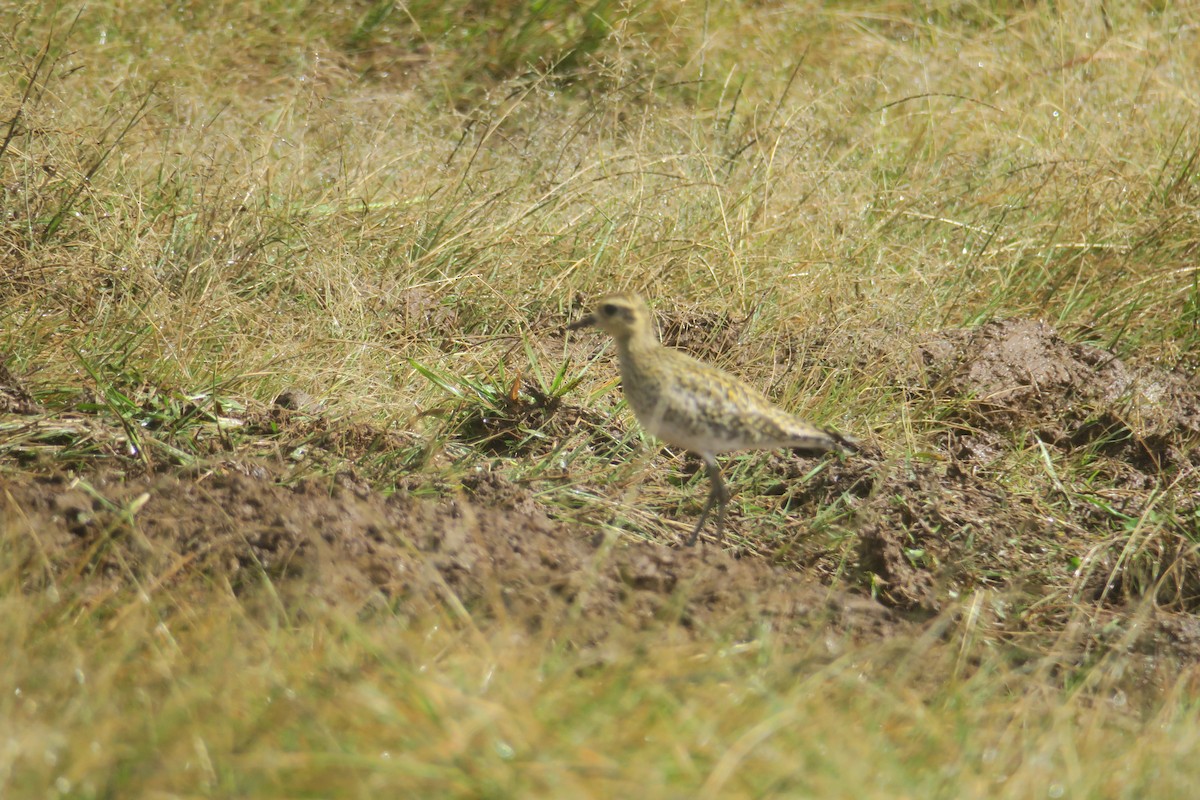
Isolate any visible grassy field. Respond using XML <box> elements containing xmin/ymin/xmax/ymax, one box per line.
<box><xmin>3</xmin><ymin>0</ymin><xmax>1200</xmax><ymax>796</ymax></box>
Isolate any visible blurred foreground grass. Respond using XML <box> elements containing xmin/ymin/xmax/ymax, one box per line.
<box><xmin>5</xmin><ymin>577</ymin><xmax>1200</xmax><ymax>797</ymax></box>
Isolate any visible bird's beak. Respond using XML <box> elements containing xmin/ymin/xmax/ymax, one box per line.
<box><xmin>567</xmin><ymin>314</ymin><xmax>596</xmax><ymax>331</ymax></box>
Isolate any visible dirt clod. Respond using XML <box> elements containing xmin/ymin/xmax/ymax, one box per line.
<box><xmin>0</xmin><ymin>362</ymin><xmax>40</xmax><ymax>415</ymax></box>
<box><xmin>920</xmin><ymin>318</ymin><xmax>1200</xmax><ymax>468</ymax></box>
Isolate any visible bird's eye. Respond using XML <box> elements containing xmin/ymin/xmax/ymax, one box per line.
<box><xmin>600</xmin><ymin>303</ymin><xmax>619</xmax><ymax>316</ymax></box>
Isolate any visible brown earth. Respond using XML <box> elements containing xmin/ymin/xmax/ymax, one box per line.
<box><xmin>3</xmin><ymin>464</ymin><xmax>900</xmax><ymax>654</ymax></box>
<box><xmin>2</xmin><ymin>315</ymin><xmax>1199</xmax><ymax>674</ymax></box>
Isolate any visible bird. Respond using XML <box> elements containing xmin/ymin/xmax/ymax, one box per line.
<box><xmin>568</xmin><ymin>291</ymin><xmax>857</xmax><ymax>546</ymax></box>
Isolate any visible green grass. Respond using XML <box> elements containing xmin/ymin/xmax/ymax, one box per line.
<box><xmin>3</xmin><ymin>0</ymin><xmax>1200</xmax><ymax>796</ymax></box>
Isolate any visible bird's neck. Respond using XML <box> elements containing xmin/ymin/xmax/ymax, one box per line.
<box><xmin>615</xmin><ymin>329</ymin><xmax>661</xmax><ymax>366</ymax></box>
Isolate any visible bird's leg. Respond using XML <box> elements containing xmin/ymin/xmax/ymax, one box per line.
<box><xmin>685</xmin><ymin>457</ymin><xmax>730</xmax><ymax>547</ymax></box>
<box><xmin>711</xmin><ymin>462</ymin><xmax>730</xmax><ymax>544</ymax></box>
<box><xmin>685</xmin><ymin>487</ymin><xmax>715</xmax><ymax>547</ymax></box>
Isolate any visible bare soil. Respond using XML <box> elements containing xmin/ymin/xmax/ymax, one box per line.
<box><xmin>4</xmin><ymin>464</ymin><xmax>900</xmax><ymax>653</ymax></box>
<box><xmin>2</xmin><ymin>316</ymin><xmax>1198</xmax><ymax>674</ymax></box>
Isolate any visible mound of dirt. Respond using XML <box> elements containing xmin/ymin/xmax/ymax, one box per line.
<box><xmin>749</xmin><ymin>316</ymin><xmax>1200</xmax><ymax>612</ymax></box>
<box><xmin>920</xmin><ymin>318</ymin><xmax>1200</xmax><ymax>470</ymax></box>
<box><xmin>2</xmin><ymin>463</ymin><xmax>901</xmax><ymax>649</ymax></box>
<box><xmin>755</xmin><ymin>449</ymin><xmax>1049</xmax><ymax>612</ymax></box>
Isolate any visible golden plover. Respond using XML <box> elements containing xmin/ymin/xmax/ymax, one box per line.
<box><xmin>569</xmin><ymin>292</ymin><xmax>856</xmax><ymax>546</ymax></box>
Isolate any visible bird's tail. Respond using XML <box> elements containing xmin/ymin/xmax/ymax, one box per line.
<box><xmin>825</xmin><ymin>428</ymin><xmax>859</xmax><ymax>453</ymax></box>
<box><xmin>789</xmin><ymin>426</ymin><xmax>858</xmax><ymax>456</ymax></box>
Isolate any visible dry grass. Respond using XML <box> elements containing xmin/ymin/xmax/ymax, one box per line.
<box><xmin>7</xmin><ymin>577</ymin><xmax>1200</xmax><ymax>797</ymax></box>
<box><xmin>3</xmin><ymin>0</ymin><xmax>1200</xmax><ymax>796</ymax></box>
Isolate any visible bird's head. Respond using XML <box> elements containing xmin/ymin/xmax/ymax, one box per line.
<box><xmin>567</xmin><ymin>292</ymin><xmax>656</xmax><ymax>345</ymax></box>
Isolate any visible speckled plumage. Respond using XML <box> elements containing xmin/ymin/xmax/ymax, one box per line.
<box><xmin>569</xmin><ymin>292</ymin><xmax>856</xmax><ymax>546</ymax></box>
